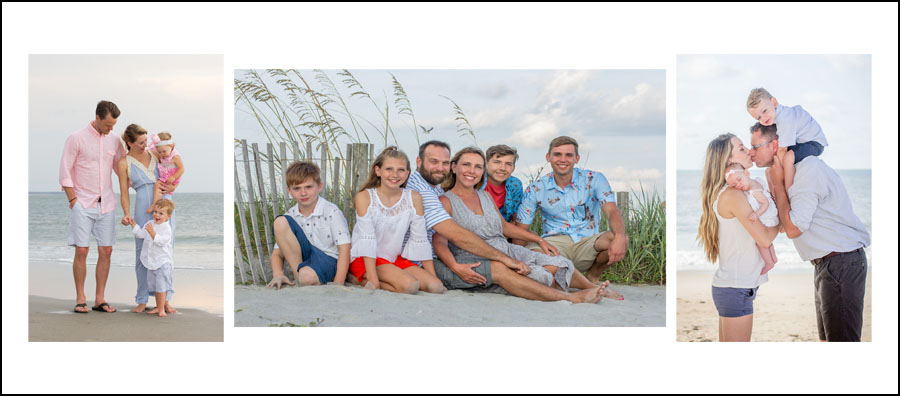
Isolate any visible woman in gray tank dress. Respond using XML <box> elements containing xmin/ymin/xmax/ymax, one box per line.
<box><xmin>437</xmin><ymin>147</ymin><xmax>575</xmax><ymax>291</ymax></box>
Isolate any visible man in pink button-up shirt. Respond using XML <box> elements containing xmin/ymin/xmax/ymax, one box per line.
<box><xmin>59</xmin><ymin>100</ymin><xmax>126</xmax><ymax>313</ymax></box>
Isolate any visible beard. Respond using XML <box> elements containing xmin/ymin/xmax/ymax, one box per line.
<box><xmin>419</xmin><ymin>165</ymin><xmax>448</xmax><ymax>186</ymax></box>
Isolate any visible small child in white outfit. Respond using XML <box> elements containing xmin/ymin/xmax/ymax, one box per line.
<box><xmin>725</xmin><ymin>163</ymin><xmax>779</xmax><ymax>275</ymax></box>
<box><xmin>130</xmin><ymin>198</ymin><xmax>176</xmax><ymax>317</ymax></box>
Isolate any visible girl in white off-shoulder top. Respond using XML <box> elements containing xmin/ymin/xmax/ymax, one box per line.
<box><xmin>349</xmin><ymin>147</ymin><xmax>447</xmax><ymax>294</ymax></box>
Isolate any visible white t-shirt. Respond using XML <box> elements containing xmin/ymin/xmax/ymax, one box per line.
<box><xmin>274</xmin><ymin>198</ymin><xmax>351</xmax><ymax>259</ymax></box>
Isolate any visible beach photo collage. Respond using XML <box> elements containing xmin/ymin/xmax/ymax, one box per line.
<box><xmin>4</xmin><ymin>3</ymin><xmax>897</xmax><ymax>395</ymax></box>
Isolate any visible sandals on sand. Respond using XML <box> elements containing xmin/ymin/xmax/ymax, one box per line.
<box><xmin>73</xmin><ymin>303</ymin><xmax>89</xmax><ymax>314</ymax></box>
<box><xmin>91</xmin><ymin>302</ymin><xmax>117</xmax><ymax>313</ymax></box>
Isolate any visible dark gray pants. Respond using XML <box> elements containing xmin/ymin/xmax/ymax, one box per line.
<box><xmin>813</xmin><ymin>247</ymin><xmax>867</xmax><ymax>342</ymax></box>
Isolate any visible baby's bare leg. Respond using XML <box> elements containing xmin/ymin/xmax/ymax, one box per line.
<box><xmin>758</xmin><ymin>244</ymin><xmax>775</xmax><ymax>275</ymax></box>
<box><xmin>148</xmin><ymin>182</ymin><xmax>163</xmax><ymax>213</ymax></box>
<box><xmin>769</xmin><ymin>244</ymin><xmax>777</xmax><ymax>264</ymax></box>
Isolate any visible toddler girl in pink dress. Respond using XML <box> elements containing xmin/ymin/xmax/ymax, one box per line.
<box><xmin>147</xmin><ymin>132</ymin><xmax>185</xmax><ymax>213</ymax></box>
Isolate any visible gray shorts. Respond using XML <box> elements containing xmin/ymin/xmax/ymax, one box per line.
<box><xmin>434</xmin><ymin>257</ymin><xmax>496</xmax><ymax>290</ymax></box>
<box><xmin>813</xmin><ymin>247</ymin><xmax>867</xmax><ymax>342</ymax></box>
<box><xmin>68</xmin><ymin>201</ymin><xmax>116</xmax><ymax>247</ymax></box>
<box><xmin>711</xmin><ymin>286</ymin><xmax>759</xmax><ymax>318</ymax></box>
<box><xmin>147</xmin><ymin>263</ymin><xmax>174</xmax><ymax>294</ymax></box>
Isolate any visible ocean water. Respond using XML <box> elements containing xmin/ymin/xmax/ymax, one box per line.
<box><xmin>29</xmin><ymin>192</ymin><xmax>224</xmax><ymax>271</ymax></box>
<box><xmin>676</xmin><ymin>169</ymin><xmax>872</xmax><ymax>273</ymax></box>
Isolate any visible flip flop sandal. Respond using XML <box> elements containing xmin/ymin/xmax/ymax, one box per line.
<box><xmin>91</xmin><ymin>302</ymin><xmax>117</xmax><ymax>313</ymax></box>
<box><xmin>73</xmin><ymin>303</ymin><xmax>89</xmax><ymax>314</ymax></box>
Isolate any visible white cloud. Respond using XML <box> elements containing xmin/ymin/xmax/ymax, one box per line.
<box><xmin>539</xmin><ymin>70</ymin><xmax>594</xmax><ymax>102</ymax></box>
<box><xmin>604</xmin><ymin>166</ymin><xmax>665</xmax><ymax>193</ymax></box>
<box><xmin>470</xmin><ymin>106</ymin><xmax>517</xmax><ymax>129</ymax></box>
<box><xmin>610</xmin><ymin>82</ymin><xmax>665</xmax><ymax>121</ymax></box>
<box><xmin>509</xmin><ymin>113</ymin><xmax>561</xmax><ymax>148</ymax></box>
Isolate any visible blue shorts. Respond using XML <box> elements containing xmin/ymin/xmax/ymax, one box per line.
<box><xmin>788</xmin><ymin>141</ymin><xmax>824</xmax><ymax>164</ymax></box>
<box><xmin>711</xmin><ymin>286</ymin><xmax>759</xmax><ymax>318</ymax></box>
<box><xmin>281</xmin><ymin>215</ymin><xmax>337</xmax><ymax>284</ymax></box>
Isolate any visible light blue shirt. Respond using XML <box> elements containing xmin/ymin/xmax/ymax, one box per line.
<box><xmin>787</xmin><ymin>157</ymin><xmax>870</xmax><ymax>261</ymax></box>
<box><xmin>518</xmin><ymin>168</ymin><xmax>616</xmax><ymax>243</ymax></box>
<box><xmin>775</xmin><ymin>104</ymin><xmax>829</xmax><ymax>148</ymax></box>
<box><xmin>405</xmin><ymin>170</ymin><xmax>451</xmax><ymax>243</ymax></box>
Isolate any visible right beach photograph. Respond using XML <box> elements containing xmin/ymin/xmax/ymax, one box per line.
<box><xmin>676</xmin><ymin>55</ymin><xmax>873</xmax><ymax>342</ymax></box>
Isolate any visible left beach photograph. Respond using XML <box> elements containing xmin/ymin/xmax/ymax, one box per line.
<box><xmin>28</xmin><ymin>55</ymin><xmax>224</xmax><ymax>341</ymax></box>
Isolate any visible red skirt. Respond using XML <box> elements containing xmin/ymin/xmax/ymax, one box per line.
<box><xmin>349</xmin><ymin>256</ymin><xmax>418</xmax><ymax>283</ymax></box>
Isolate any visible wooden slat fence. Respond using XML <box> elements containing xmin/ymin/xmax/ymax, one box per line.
<box><xmin>235</xmin><ymin>140</ymin><xmax>630</xmax><ymax>286</ymax></box>
<box><xmin>234</xmin><ymin>140</ymin><xmax>373</xmax><ymax>285</ymax></box>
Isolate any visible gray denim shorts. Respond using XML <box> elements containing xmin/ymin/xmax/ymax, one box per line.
<box><xmin>711</xmin><ymin>286</ymin><xmax>759</xmax><ymax>318</ymax></box>
<box><xmin>68</xmin><ymin>201</ymin><xmax>116</xmax><ymax>247</ymax></box>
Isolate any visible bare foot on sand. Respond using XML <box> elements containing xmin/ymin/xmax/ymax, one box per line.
<box><xmin>147</xmin><ymin>307</ymin><xmax>167</xmax><ymax>317</ymax></box>
<box><xmin>604</xmin><ymin>287</ymin><xmax>624</xmax><ymax>300</ymax></box>
<box><xmin>132</xmin><ymin>303</ymin><xmax>147</xmax><ymax>313</ymax></box>
<box><xmin>164</xmin><ymin>303</ymin><xmax>177</xmax><ymax>314</ymax></box>
<box><xmin>571</xmin><ymin>286</ymin><xmax>605</xmax><ymax>304</ymax></box>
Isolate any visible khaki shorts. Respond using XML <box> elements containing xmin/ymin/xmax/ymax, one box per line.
<box><xmin>526</xmin><ymin>233</ymin><xmax>605</xmax><ymax>272</ymax></box>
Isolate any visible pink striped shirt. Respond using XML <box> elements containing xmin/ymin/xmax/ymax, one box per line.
<box><xmin>59</xmin><ymin>122</ymin><xmax>126</xmax><ymax>214</ymax></box>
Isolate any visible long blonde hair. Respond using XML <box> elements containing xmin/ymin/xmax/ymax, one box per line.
<box><xmin>442</xmin><ymin>146</ymin><xmax>486</xmax><ymax>191</ymax></box>
<box><xmin>697</xmin><ymin>133</ymin><xmax>735</xmax><ymax>264</ymax></box>
<box><xmin>358</xmin><ymin>146</ymin><xmax>411</xmax><ymax>192</ymax></box>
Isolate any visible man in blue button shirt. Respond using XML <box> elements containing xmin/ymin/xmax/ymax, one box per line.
<box><xmin>517</xmin><ymin>136</ymin><xmax>629</xmax><ymax>285</ymax></box>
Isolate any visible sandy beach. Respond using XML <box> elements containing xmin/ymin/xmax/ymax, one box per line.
<box><xmin>28</xmin><ymin>259</ymin><xmax>223</xmax><ymax>341</ymax></box>
<box><xmin>677</xmin><ymin>270</ymin><xmax>873</xmax><ymax>342</ymax></box>
<box><xmin>234</xmin><ymin>282</ymin><xmax>665</xmax><ymax>327</ymax></box>
<box><xmin>29</xmin><ymin>296</ymin><xmax>223</xmax><ymax>342</ymax></box>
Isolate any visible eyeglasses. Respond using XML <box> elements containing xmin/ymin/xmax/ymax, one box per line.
<box><xmin>750</xmin><ymin>139</ymin><xmax>773</xmax><ymax>150</ymax></box>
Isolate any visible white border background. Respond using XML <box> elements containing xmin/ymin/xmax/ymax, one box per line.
<box><xmin>3</xmin><ymin>3</ymin><xmax>897</xmax><ymax>394</ymax></box>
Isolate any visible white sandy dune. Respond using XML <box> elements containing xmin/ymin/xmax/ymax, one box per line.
<box><xmin>234</xmin><ymin>283</ymin><xmax>665</xmax><ymax>327</ymax></box>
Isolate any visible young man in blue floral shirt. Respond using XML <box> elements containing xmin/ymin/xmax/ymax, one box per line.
<box><xmin>517</xmin><ymin>136</ymin><xmax>629</xmax><ymax>285</ymax></box>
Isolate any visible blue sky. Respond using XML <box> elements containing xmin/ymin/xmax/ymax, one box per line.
<box><xmin>29</xmin><ymin>55</ymin><xmax>224</xmax><ymax>193</ymax></box>
<box><xmin>677</xmin><ymin>54</ymin><xmax>871</xmax><ymax>170</ymax></box>
<box><xmin>235</xmin><ymin>69</ymin><xmax>666</xmax><ymax>194</ymax></box>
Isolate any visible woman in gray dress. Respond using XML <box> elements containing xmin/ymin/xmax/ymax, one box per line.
<box><xmin>435</xmin><ymin>147</ymin><xmax>581</xmax><ymax>291</ymax></box>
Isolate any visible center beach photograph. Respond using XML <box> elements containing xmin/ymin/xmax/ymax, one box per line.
<box><xmin>233</xmin><ymin>69</ymin><xmax>666</xmax><ymax>327</ymax></box>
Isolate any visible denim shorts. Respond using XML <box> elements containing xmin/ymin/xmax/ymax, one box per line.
<box><xmin>788</xmin><ymin>141</ymin><xmax>824</xmax><ymax>164</ymax></box>
<box><xmin>711</xmin><ymin>286</ymin><xmax>759</xmax><ymax>318</ymax></box>
<box><xmin>281</xmin><ymin>215</ymin><xmax>337</xmax><ymax>284</ymax></box>
<box><xmin>68</xmin><ymin>200</ymin><xmax>116</xmax><ymax>247</ymax></box>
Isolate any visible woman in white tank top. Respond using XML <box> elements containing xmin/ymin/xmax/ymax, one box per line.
<box><xmin>697</xmin><ymin>134</ymin><xmax>780</xmax><ymax>341</ymax></box>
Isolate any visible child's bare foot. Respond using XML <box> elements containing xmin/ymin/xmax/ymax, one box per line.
<box><xmin>147</xmin><ymin>307</ymin><xmax>160</xmax><ymax>315</ymax></box>
<box><xmin>760</xmin><ymin>262</ymin><xmax>774</xmax><ymax>275</ymax></box>
<box><xmin>158</xmin><ymin>311</ymin><xmax>168</xmax><ymax>317</ymax></box>
<box><xmin>132</xmin><ymin>303</ymin><xmax>147</xmax><ymax>313</ymax></box>
<box><xmin>165</xmin><ymin>303</ymin><xmax>177</xmax><ymax>314</ymax></box>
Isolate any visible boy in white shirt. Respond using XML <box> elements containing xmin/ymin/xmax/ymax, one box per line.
<box><xmin>746</xmin><ymin>87</ymin><xmax>829</xmax><ymax>191</ymax></box>
<box><xmin>267</xmin><ymin>161</ymin><xmax>352</xmax><ymax>290</ymax></box>
<box><xmin>130</xmin><ymin>199</ymin><xmax>176</xmax><ymax>317</ymax></box>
